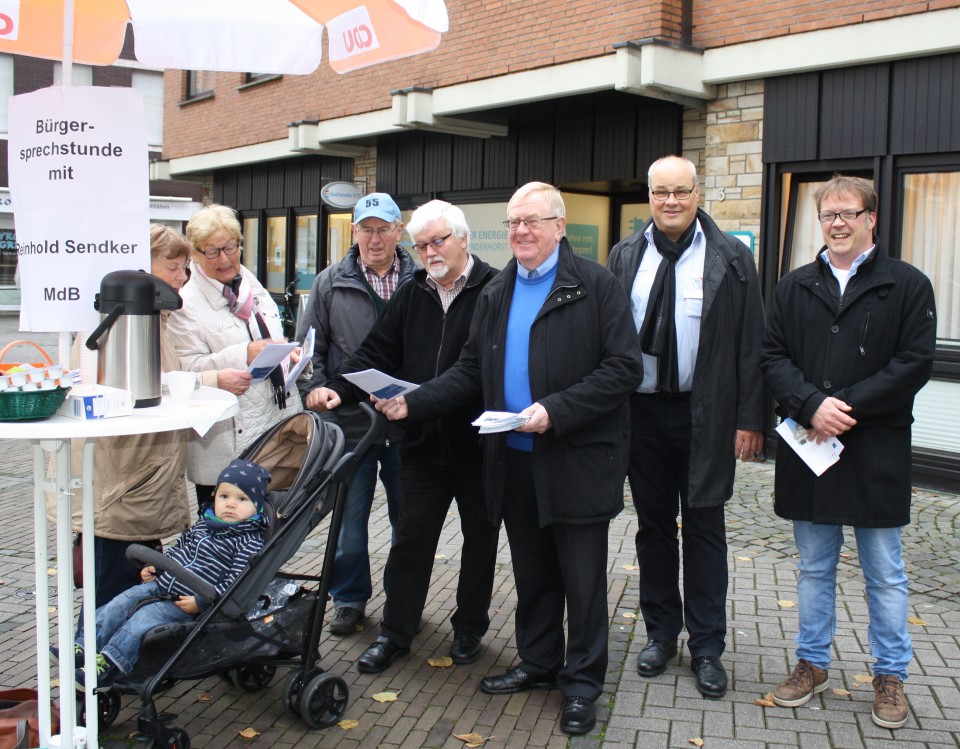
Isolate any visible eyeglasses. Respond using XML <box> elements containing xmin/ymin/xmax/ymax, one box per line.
<box><xmin>817</xmin><ymin>208</ymin><xmax>869</xmax><ymax>223</ymax></box>
<box><xmin>356</xmin><ymin>224</ymin><xmax>399</xmax><ymax>238</ymax></box>
<box><xmin>502</xmin><ymin>216</ymin><xmax>559</xmax><ymax>231</ymax></box>
<box><xmin>413</xmin><ymin>233</ymin><xmax>452</xmax><ymax>252</ymax></box>
<box><xmin>650</xmin><ymin>187</ymin><xmax>696</xmax><ymax>202</ymax></box>
<box><xmin>198</xmin><ymin>241</ymin><xmax>240</xmax><ymax>259</ymax></box>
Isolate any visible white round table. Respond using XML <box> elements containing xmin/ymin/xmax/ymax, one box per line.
<box><xmin>0</xmin><ymin>388</ymin><xmax>238</xmax><ymax>749</ymax></box>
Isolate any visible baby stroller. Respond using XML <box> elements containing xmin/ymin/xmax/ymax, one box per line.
<box><xmin>88</xmin><ymin>404</ymin><xmax>380</xmax><ymax>749</ymax></box>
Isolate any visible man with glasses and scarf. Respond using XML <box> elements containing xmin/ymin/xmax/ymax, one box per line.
<box><xmin>607</xmin><ymin>156</ymin><xmax>766</xmax><ymax>699</ymax></box>
<box><xmin>298</xmin><ymin>192</ymin><xmax>416</xmax><ymax>636</ymax></box>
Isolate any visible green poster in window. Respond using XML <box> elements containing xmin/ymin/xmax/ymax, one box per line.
<box><xmin>565</xmin><ymin>224</ymin><xmax>599</xmax><ymax>261</ymax></box>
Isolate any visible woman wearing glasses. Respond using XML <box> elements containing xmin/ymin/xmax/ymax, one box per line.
<box><xmin>167</xmin><ymin>204</ymin><xmax>302</xmax><ymax>507</ymax></box>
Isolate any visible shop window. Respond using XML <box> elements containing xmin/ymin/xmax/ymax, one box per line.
<box><xmin>901</xmin><ymin>172</ymin><xmax>960</xmax><ymax>341</ymax></box>
<box><xmin>326</xmin><ymin>212</ymin><xmax>352</xmax><ymax>267</ymax></box>
<box><xmin>0</xmin><ymin>226</ymin><xmax>16</xmax><ymax>285</ymax></box>
<box><xmin>294</xmin><ymin>214</ymin><xmax>318</xmax><ymax>291</ymax></box>
<box><xmin>242</xmin><ymin>216</ymin><xmax>259</xmax><ymax>278</ymax></box>
<box><xmin>266</xmin><ymin>214</ymin><xmax>287</xmax><ymax>294</ymax></box>
<box><xmin>185</xmin><ymin>71</ymin><xmax>215</xmax><ymax>100</ymax></box>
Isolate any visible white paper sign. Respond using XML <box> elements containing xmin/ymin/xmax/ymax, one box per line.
<box><xmin>8</xmin><ymin>86</ymin><xmax>151</xmax><ymax>331</ymax></box>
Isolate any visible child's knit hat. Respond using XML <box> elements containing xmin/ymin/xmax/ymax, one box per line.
<box><xmin>216</xmin><ymin>459</ymin><xmax>271</xmax><ymax>511</ymax></box>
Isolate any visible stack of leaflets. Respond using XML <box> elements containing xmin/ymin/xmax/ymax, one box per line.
<box><xmin>471</xmin><ymin>411</ymin><xmax>531</xmax><ymax>434</ymax></box>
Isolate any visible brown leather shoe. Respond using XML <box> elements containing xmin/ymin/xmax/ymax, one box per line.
<box><xmin>872</xmin><ymin>674</ymin><xmax>908</xmax><ymax>729</ymax></box>
<box><xmin>772</xmin><ymin>659</ymin><xmax>828</xmax><ymax>707</ymax></box>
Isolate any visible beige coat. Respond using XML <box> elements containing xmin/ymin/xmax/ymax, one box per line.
<box><xmin>166</xmin><ymin>263</ymin><xmax>302</xmax><ymax>485</ymax></box>
<box><xmin>47</xmin><ymin>312</ymin><xmax>193</xmax><ymax>540</ymax></box>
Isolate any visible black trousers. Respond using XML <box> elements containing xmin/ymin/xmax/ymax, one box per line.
<box><xmin>502</xmin><ymin>449</ymin><xmax>610</xmax><ymax>701</ymax></box>
<box><xmin>628</xmin><ymin>393</ymin><xmax>728</xmax><ymax>658</ymax></box>
<box><xmin>379</xmin><ymin>458</ymin><xmax>499</xmax><ymax>649</ymax></box>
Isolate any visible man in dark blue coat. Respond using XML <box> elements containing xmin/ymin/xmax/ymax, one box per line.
<box><xmin>375</xmin><ymin>183</ymin><xmax>644</xmax><ymax>735</ymax></box>
<box><xmin>608</xmin><ymin>156</ymin><xmax>766</xmax><ymax>699</ymax></box>
<box><xmin>762</xmin><ymin>175</ymin><xmax>936</xmax><ymax>729</ymax></box>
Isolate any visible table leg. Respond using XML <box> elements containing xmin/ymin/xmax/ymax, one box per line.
<box><xmin>80</xmin><ymin>440</ymin><xmax>99</xmax><ymax>749</ymax></box>
<box><xmin>31</xmin><ymin>444</ymin><xmax>52</xmax><ymax>745</ymax></box>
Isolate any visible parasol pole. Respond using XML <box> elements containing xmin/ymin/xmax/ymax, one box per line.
<box><xmin>57</xmin><ymin>0</ymin><xmax>75</xmax><ymax>365</ymax></box>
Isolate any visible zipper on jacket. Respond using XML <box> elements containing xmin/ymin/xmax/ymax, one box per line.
<box><xmin>858</xmin><ymin>311</ymin><xmax>870</xmax><ymax>356</ymax></box>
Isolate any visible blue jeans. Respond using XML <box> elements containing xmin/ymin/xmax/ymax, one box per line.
<box><xmin>330</xmin><ymin>444</ymin><xmax>402</xmax><ymax>612</ymax></box>
<box><xmin>792</xmin><ymin>521</ymin><xmax>912</xmax><ymax>680</ymax></box>
<box><xmin>79</xmin><ymin>580</ymin><xmax>193</xmax><ymax>674</ymax></box>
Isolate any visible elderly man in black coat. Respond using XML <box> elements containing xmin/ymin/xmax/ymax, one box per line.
<box><xmin>762</xmin><ymin>175</ymin><xmax>936</xmax><ymax>730</ymax></box>
<box><xmin>376</xmin><ymin>182</ymin><xmax>644</xmax><ymax>735</ymax></box>
<box><xmin>607</xmin><ymin>155</ymin><xmax>767</xmax><ymax>699</ymax></box>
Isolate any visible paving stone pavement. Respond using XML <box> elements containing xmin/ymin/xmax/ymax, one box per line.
<box><xmin>1</xmin><ymin>316</ymin><xmax>958</xmax><ymax>748</ymax></box>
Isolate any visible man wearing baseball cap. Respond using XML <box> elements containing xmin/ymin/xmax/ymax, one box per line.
<box><xmin>298</xmin><ymin>192</ymin><xmax>417</xmax><ymax>635</ymax></box>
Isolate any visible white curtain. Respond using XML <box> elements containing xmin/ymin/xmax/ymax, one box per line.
<box><xmin>901</xmin><ymin>172</ymin><xmax>960</xmax><ymax>341</ymax></box>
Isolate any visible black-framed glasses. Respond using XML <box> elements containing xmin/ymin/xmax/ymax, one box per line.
<box><xmin>650</xmin><ymin>187</ymin><xmax>696</xmax><ymax>202</ymax></box>
<box><xmin>356</xmin><ymin>224</ymin><xmax>400</xmax><ymax>238</ymax></box>
<box><xmin>502</xmin><ymin>216</ymin><xmax>559</xmax><ymax>231</ymax></box>
<box><xmin>413</xmin><ymin>233</ymin><xmax>452</xmax><ymax>252</ymax></box>
<box><xmin>199</xmin><ymin>241</ymin><xmax>240</xmax><ymax>259</ymax></box>
<box><xmin>817</xmin><ymin>208</ymin><xmax>869</xmax><ymax>223</ymax></box>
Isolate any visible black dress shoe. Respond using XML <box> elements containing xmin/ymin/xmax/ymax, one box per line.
<box><xmin>560</xmin><ymin>696</ymin><xmax>596</xmax><ymax>735</ymax></box>
<box><xmin>636</xmin><ymin>639</ymin><xmax>678</xmax><ymax>677</ymax></box>
<box><xmin>357</xmin><ymin>637</ymin><xmax>409</xmax><ymax>674</ymax></box>
<box><xmin>479</xmin><ymin>666</ymin><xmax>557</xmax><ymax>695</ymax></box>
<box><xmin>450</xmin><ymin>632</ymin><xmax>482</xmax><ymax>664</ymax></box>
<box><xmin>691</xmin><ymin>655</ymin><xmax>728</xmax><ymax>698</ymax></box>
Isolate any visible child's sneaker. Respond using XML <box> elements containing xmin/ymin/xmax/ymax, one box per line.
<box><xmin>50</xmin><ymin>644</ymin><xmax>85</xmax><ymax>669</ymax></box>
<box><xmin>75</xmin><ymin>653</ymin><xmax>120</xmax><ymax>692</ymax></box>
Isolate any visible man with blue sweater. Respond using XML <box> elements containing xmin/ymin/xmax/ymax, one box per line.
<box><xmin>375</xmin><ymin>183</ymin><xmax>643</xmax><ymax>735</ymax></box>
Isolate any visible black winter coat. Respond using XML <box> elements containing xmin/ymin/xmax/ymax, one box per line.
<box><xmin>761</xmin><ymin>246</ymin><xmax>936</xmax><ymax>527</ymax></box>
<box><xmin>328</xmin><ymin>256</ymin><xmax>497</xmax><ymax>466</ymax></box>
<box><xmin>405</xmin><ymin>239</ymin><xmax>645</xmax><ymax>527</ymax></box>
<box><xmin>608</xmin><ymin>209</ymin><xmax>767</xmax><ymax>507</ymax></box>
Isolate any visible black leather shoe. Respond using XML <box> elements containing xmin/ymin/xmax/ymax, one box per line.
<box><xmin>636</xmin><ymin>639</ymin><xmax>678</xmax><ymax>677</ymax></box>
<box><xmin>357</xmin><ymin>637</ymin><xmax>409</xmax><ymax>674</ymax></box>
<box><xmin>560</xmin><ymin>696</ymin><xmax>596</xmax><ymax>735</ymax></box>
<box><xmin>691</xmin><ymin>655</ymin><xmax>728</xmax><ymax>698</ymax></box>
<box><xmin>479</xmin><ymin>666</ymin><xmax>557</xmax><ymax>695</ymax></box>
<box><xmin>450</xmin><ymin>632</ymin><xmax>482</xmax><ymax>664</ymax></box>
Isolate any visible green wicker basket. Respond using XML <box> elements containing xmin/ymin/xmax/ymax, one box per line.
<box><xmin>0</xmin><ymin>386</ymin><xmax>70</xmax><ymax>421</ymax></box>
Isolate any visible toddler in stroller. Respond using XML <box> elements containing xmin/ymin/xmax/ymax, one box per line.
<box><xmin>73</xmin><ymin>459</ymin><xmax>271</xmax><ymax>692</ymax></box>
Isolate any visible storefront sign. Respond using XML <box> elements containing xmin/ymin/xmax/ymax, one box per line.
<box><xmin>321</xmin><ymin>181</ymin><xmax>364</xmax><ymax>209</ymax></box>
<box><xmin>8</xmin><ymin>86</ymin><xmax>150</xmax><ymax>331</ymax></box>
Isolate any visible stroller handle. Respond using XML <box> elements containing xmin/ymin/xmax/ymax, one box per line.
<box><xmin>126</xmin><ymin>543</ymin><xmax>243</xmax><ymax>618</ymax></box>
<box><xmin>331</xmin><ymin>401</ymin><xmax>382</xmax><ymax>483</ymax></box>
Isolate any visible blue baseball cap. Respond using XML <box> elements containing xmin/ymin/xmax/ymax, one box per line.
<box><xmin>353</xmin><ymin>192</ymin><xmax>401</xmax><ymax>224</ymax></box>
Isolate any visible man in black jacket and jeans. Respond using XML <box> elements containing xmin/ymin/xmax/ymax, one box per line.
<box><xmin>309</xmin><ymin>200</ymin><xmax>500</xmax><ymax>673</ymax></box>
<box><xmin>608</xmin><ymin>156</ymin><xmax>766</xmax><ymax>699</ymax></box>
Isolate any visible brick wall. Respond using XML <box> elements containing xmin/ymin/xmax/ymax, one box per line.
<box><xmin>163</xmin><ymin>1</ymin><xmax>960</xmax><ymax>161</ymax></box>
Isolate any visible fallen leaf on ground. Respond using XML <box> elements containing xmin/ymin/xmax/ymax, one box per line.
<box><xmin>622</xmin><ymin>612</ymin><xmax>637</xmax><ymax>619</ymax></box>
<box><xmin>455</xmin><ymin>733</ymin><xmax>490</xmax><ymax>747</ymax></box>
<box><xmin>622</xmin><ymin>564</ymin><xmax>637</xmax><ymax>571</ymax></box>
<box><xmin>338</xmin><ymin>719</ymin><xmax>359</xmax><ymax>730</ymax></box>
<box><xmin>196</xmin><ymin>693</ymin><xmax>214</xmax><ymax>702</ymax></box>
<box><xmin>435</xmin><ymin>554</ymin><xmax>446</xmax><ymax>559</ymax></box>
<box><xmin>832</xmin><ymin>688</ymin><xmax>851</xmax><ymax>697</ymax></box>
<box><xmin>777</xmin><ymin>600</ymin><xmax>796</xmax><ymax>608</ymax></box>
<box><xmin>853</xmin><ymin>674</ymin><xmax>872</xmax><ymax>685</ymax></box>
<box><xmin>907</xmin><ymin>616</ymin><xmax>927</xmax><ymax>626</ymax></box>
<box><xmin>48</xmin><ymin>607</ymin><xmax>56</xmax><ymax>613</ymax></box>
<box><xmin>689</xmin><ymin>738</ymin><xmax>704</xmax><ymax>747</ymax></box>
<box><xmin>0</xmin><ymin>579</ymin><xmax>6</xmax><ymax>585</ymax></box>
<box><xmin>372</xmin><ymin>691</ymin><xmax>398</xmax><ymax>703</ymax></box>
<box><xmin>736</xmin><ymin>556</ymin><xmax>751</xmax><ymax>561</ymax></box>
<box><xmin>47</xmin><ymin>568</ymin><xmax>56</xmax><ymax>576</ymax></box>
<box><xmin>428</xmin><ymin>656</ymin><xmax>454</xmax><ymax>668</ymax></box>
<box><xmin>755</xmin><ymin>695</ymin><xmax>775</xmax><ymax>707</ymax></box>
<box><xmin>238</xmin><ymin>727</ymin><xmax>260</xmax><ymax>739</ymax></box>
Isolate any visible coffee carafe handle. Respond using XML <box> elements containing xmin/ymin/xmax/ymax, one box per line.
<box><xmin>85</xmin><ymin>303</ymin><xmax>125</xmax><ymax>351</ymax></box>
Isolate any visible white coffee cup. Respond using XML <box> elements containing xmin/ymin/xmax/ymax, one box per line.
<box><xmin>166</xmin><ymin>371</ymin><xmax>196</xmax><ymax>401</ymax></box>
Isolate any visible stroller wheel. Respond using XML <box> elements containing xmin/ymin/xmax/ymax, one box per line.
<box><xmin>300</xmin><ymin>673</ymin><xmax>349</xmax><ymax>729</ymax></box>
<box><xmin>282</xmin><ymin>670</ymin><xmax>305</xmax><ymax>717</ymax></box>
<box><xmin>162</xmin><ymin>724</ymin><xmax>190</xmax><ymax>749</ymax></box>
<box><xmin>78</xmin><ymin>689</ymin><xmax>121</xmax><ymax>729</ymax></box>
<box><xmin>234</xmin><ymin>665</ymin><xmax>278</xmax><ymax>692</ymax></box>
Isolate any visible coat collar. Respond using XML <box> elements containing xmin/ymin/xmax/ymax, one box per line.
<box><xmin>797</xmin><ymin>244</ymin><xmax>895</xmax><ymax>312</ymax></box>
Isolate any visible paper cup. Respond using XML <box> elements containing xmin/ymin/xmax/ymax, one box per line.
<box><xmin>166</xmin><ymin>371</ymin><xmax>196</xmax><ymax>401</ymax></box>
<box><xmin>8</xmin><ymin>372</ymin><xmax>27</xmax><ymax>387</ymax></box>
